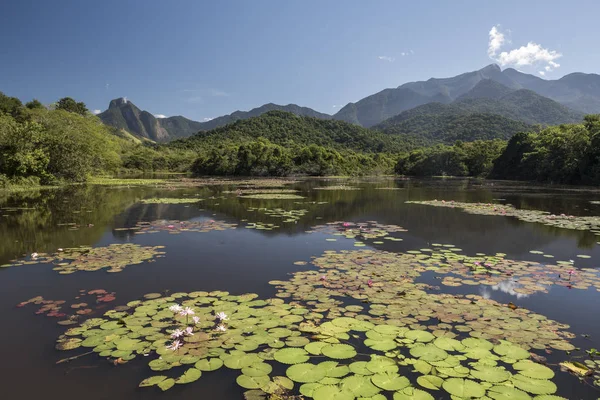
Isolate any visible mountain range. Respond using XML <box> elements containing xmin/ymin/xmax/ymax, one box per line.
<box><xmin>98</xmin><ymin>99</ymin><xmax>332</xmax><ymax>142</ymax></box>
<box><xmin>97</xmin><ymin>64</ymin><xmax>599</xmax><ymax>142</ymax></box>
<box><xmin>334</xmin><ymin>64</ymin><xmax>598</xmax><ymax>127</ymax></box>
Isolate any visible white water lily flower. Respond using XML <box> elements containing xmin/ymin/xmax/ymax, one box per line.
<box><xmin>169</xmin><ymin>304</ymin><xmax>183</xmax><ymax>313</ymax></box>
<box><xmin>166</xmin><ymin>341</ymin><xmax>182</xmax><ymax>351</ymax></box>
<box><xmin>179</xmin><ymin>307</ymin><xmax>195</xmax><ymax>316</ymax></box>
<box><xmin>184</xmin><ymin>327</ymin><xmax>194</xmax><ymax>336</ymax></box>
<box><xmin>216</xmin><ymin>311</ymin><xmax>228</xmax><ymax>321</ymax></box>
<box><xmin>215</xmin><ymin>324</ymin><xmax>227</xmax><ymax>332</ymax></box>
<box><xmin>192</xmin><ymin>316</ymin><xmax>200</xmax><ymax>325</ymax></box>
<box><xmin>170</xmin><ymin>329</ymin><xmax>184</xmax><ymax>338</ymax></box>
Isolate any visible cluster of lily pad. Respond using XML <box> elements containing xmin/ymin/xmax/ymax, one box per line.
<box><xmin>2</xmin><ymin>244</ymin><xmax>165</xmax><ymax>274</ymax></box>
<box><xmin>240</xmin><ymin>194</ymin><xmax>305</xmax><ymax>200</ymax></box>
<box><xmin>17</xmin><ymin>289</ymin><xmax>116</xmax><ymax>325</ymax></box>
<box><xmin>270</xmin><ymin>250</ymin><xmax>576</xmax><ymax>352</ymax></box>
<box><xmin>247</xmin><ymin>207</ymin><xmax>309</xmax><ymax>223</ymax></box>
<box><xmin>53</xmin><ymin>289</ymin><xmax>568</xmax><ymax>399</ymax></box>
<box><xmin>140</xmin><ymin>198</ymin><xmax>204</xmax><ymax>204</ymax></box>
<box><xmin>307</xmin><ymin>221</ymin><xmax>407</xmax><ymax>244</ymax></box>
<box><xmin>314</xmin><ymin>185</ymin><xmax>361</xmax><ymax>191</ymax></box>
<box><xmin>385</xmin><ymin>245</ymin><xmax>599</xmax><ymax>294</ymax></box>
<box><xmin>131</xmin><ymin>219</ymin><xmax>238</xmax><ymax>235</ymax></box>
<box><xmin>223</xmin><ymin>189</ymin><xmax>300</xmax><ymax>195</ymax></box>
<box><xmin>406</xmin><ymin>200</ymin><xmax>600</xmax><ymax>234</ymax></box>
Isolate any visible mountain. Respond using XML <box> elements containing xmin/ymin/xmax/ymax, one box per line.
<box><xmin>334</xmin><ymin>64</ymin><xmax>599</xmax><ymax>127</ymax></box>
<box><xmin>98</xmin><ymin>99</ymin><xmax>332</xmax><ymax>141</ymax></box>
<box><xmin>98</xmin><ymin>98</ymin><xmax>203</xmax><ymax>142</ymax></box>
<box><xmin>374</xmin><ymin>113</ymin><xmax>532</xmax><ymax>144</ymax></box>
<box><xmin>377</xmin><ymin>80</ymin><xmax>583</xmax><ymax>128</ymax></box>
<box><xmin>169</xmin><ymin>110</ymin><xmax>415</xmax><ymax>153</ymax></box>
<box><xmin>197</xmin><ymin>103</ymin><xmax>331</xmax><ymax>131</ymax></box>
<box><xmin>503</xmin><ymin>69</ymin><xmax>600</xmax><ymax>114</ymax></box>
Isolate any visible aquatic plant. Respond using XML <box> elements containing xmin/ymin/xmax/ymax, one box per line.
<box><xmin>314</xmin><ymin>185</ymin><xmax>361</xmax><ymax>191</ymax></box>
<box><xmin>18</xmin><ymin>289</ymin><xmax>117</xmax><ymax>326</ymax></box>
<box><xmin>407</xmin><ymin>200</ymin><xmax>600</xmax><ymax>234</ymax></box>
<box><xmin>132</xmin><ymin>219</ymin><xmax>238</xmax><ymax>234</ymax></box>
<box><xmin>2</xmin><ymin>244</ymin><xmax>165</xmax><ymax>274</ymax></box>
<box><xmin>240</xmin><ymin>194</ymin><xmax>306</xmax><ymax>200</ymax></box>
<box><xmin>271</xmin><ymin>250</ymin><xmax>576</xmax><ymax>351</ymax></box>
<box><xmin>54</xmin><ymin>289</ymin><xmax>568</xmax><ymax>399</ymax></box>
<box><xmin>307</xmin><ymin>221</ymin><xmax>407</xmax><ymax>241</ymax></box>
<box><xmin>140</xmin><ymin>198</ymin><xmax>204</xmax><ymax>204</ymax></box>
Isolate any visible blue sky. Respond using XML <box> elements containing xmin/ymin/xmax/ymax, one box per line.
<box><xmin>1</xmin><ymin>0</ymin><xmax>599</xmax><ymax>121</ymax></box>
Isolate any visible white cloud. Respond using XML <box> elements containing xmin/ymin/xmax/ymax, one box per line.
<box><xmin>539</xmin><ymin>71</ymin><xmax>545</xmax><ymax>76</ymax></box>
<box><xmin>92</xmin><ymin>109</ymin><xmax>101</xmax><ymax>115</ymax></box>
<box><xmin>487</xmin><ymin>25</ymin><xmax>506</xmax><ymax>57</ymax></box>
<box><xmin>202</xmin><ymin>117</ymin><xmax>213</xmax><ymax>122</ymax></box>
<box><xmin>210</xmin><ymin>89</ymin><xmax>229</xmax><ymax>97</ymax></box>
<box><xmin>154</xmin><ymin>114</ymin><xmax>167</xmax><ymax>118</ymax></box>
<box><xmin>378</xmin><ymin>56</ymin><xmax>395</xmax><ymax>62</ymax></box>
<box><xmin>488</xmin><ymin>25</ymin><xmax>562</xmax><ymax>74</ymax></box>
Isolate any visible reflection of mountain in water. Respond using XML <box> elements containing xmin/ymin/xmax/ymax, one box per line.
<box><xmin>1</xmin><ymin>179</ymin><xmax>596</xmax><ymax>267</ymax></box>
<box><xmin>187</xmin><ymin>180</ymin><xmax>596</xmax><ymax>255</ymax></box>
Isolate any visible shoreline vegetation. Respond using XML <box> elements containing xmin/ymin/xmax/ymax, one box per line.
<box><xmin>2</xmin><ymin>91</ymin><xmax>600</xmax><ymax>189</ymax></box>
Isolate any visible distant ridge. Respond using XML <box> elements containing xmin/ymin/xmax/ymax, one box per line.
<box><xmin>98</xmin><ymin>99</ymin><xmax>331</xmax><ymax>141</ymax></box>
<box><xmin>333</xmin><ymin>65</ymin><xmax>599</xmax><ymax>127</ymax></box>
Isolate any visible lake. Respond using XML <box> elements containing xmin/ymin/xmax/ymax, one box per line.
<box><xmin>1</xmin><ymin>177</ymin><xmax>599</xmax><ymax>400</ymax></box>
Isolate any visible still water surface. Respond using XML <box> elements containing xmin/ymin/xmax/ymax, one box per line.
<box><xmin>1</xmin><ymin>178</ymin><xmax>600</xmax><ymax>399</ymax></box>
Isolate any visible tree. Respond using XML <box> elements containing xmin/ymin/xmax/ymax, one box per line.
<box><xmin>25</xmin><ymin>99</ymin><xmax>45</xmax><ymax>110</ymax></box>
<box><xmin>56</xmin><ymin>97</ymin><xmax>88</xmax><ymax>115</ymax></box>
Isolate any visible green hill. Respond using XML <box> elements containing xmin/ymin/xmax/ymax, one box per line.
<box><xmin>170</xmin><ymin>110</ymin><xmax>415</xmax><ymax>153</ymax></box>
<box><xmin>374</xmin><ymin>112</ymin><xmax>533</xmax><ymax>144</ymax></box>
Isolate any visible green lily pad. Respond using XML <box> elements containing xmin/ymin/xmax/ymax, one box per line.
<box><xmin>286</xmin><ymin>363</ymin><xmax>327</xmax><ymax>383</ymax></box>
<box><xmin>313</xmin><ymin>385</ymin><xmax>355</xmax><ymax>400</ymax></box>
<box><xmin>442</xmin><ymin>378</ymin><xmax>486</xmax><ymax>398</ymax></box>
<box><xmin>195</xmin><ymin>358</ymin><xmax>223</xmax><ymax>371</ymax></box>
<box><xmin>493</xmin><ymin>343</ymin><xmax>530</xmax><ymax>360</ymax></box>
<box><xmin>470</xmin><ymin>365</ymin><xmax>511</xmax><ymax>383</ymax></box>
<box><xmin>487</xmin><ymin>385</ymin><xmax>532</xmax><ymax>400</ymax></box>
<box><xmin>176</xmin><ymin>368</ymin><xmax>202</xmax><ymax>384</ymax></box>
<box><xmin>512</xmin><ymin>375</ymin><xmax>557</xmax><ymax>395</ymax></box>
<box><xmin>158</xmin><ymin>378</ymin><xmax>175</xmax><ymax>391</ymax></box>
<box><xmin>139</xmin><ymin>375</ymin><xmax>168</xmax><ymax>387</ymax></box>
<box><xmin>242</xmin><ymin>363</ymin><xmax>273</xmax><ymax>377</ymax></box>
<box><xmin>409</xmin><ymin>344</ymin><xmax>448</xmax><ymax>362</ymax></box>
<box><xmin>273</xmin><ymin>348</ymin><xmax>310</xmax><ymax>364</ymax></box>
<box><xmin>371</xmin><ymin>372</ymin><xmax>410</xmax><ymax>391</ymax></box>
<box><xmin>393</xmin><ymin>387</ymin><xmax>435</xmax><ymax>400</ymax></box>
<box><xmin>341</xmin><ymin>375</ymin><xmax>382</xmax><ymax>397</ymax></box>
<box><xmin>513</xmin><ymin>361</ymin><xmax>555</xmax><ymax>379</ymax></box>
<box><xmin>236</xmin><ymin>374</ymin><xmax>271</xmax><ymax>390</ymax></box>
<box><xmin>322</xmin><ymin>344</ymin><xmax>357</xmax><ymax>359</ymax></box>
<box><xmin>416</xmin><ymin>375</ymin><xmax>443</xmax><ymax>390</ymax></box>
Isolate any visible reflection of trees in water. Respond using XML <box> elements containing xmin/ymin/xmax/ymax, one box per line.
<box><xmin>0</xmin><ymin>179</ymin><xmax>594</xmax><ymax>266</ymax></box>
<box><xmin>199</xmin><ymin>181</ymin><xmax>591</xmax><ymax>253</ymax></box>
<box><xmin>0</xmin><ymin>185</ymin><xmax>159</xmax><ymax>264</ymax></box>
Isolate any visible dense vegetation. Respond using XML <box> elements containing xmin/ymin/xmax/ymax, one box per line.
<box><xmin>375</xmin><ymin>112</ymin><xmax>532</xmax><ymax>145</ymax></box>
<box><xmin>490</xmin><ymin>115</ymin><xmax>600</xmax><ymax>184</ymax></box>
<box><xmin>0</xmin><ymin>92</ymin><xmax>195</xmax><ymax>186</ymax></box>
<box><xmin>395</xmin><ymin>140</ymin><xmax>507</xmax><ymax>177</ymax></box>
<box><xmin>3</xmin><ymin>89</ymin><xmax>600</xmax><ymax>185</ymax></box>
<box><xmin>172</xmin><ymin>111</ymin><xmax>414</xmax><ymax>176</ymax></box>
<box><xmin>171</xmin><ymin>110</ymin><xmax>414</xmax><ymax>153</ymax></box>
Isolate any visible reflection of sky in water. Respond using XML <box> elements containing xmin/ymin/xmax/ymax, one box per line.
<box><xmin>480</xmin><ymin>280</ymin><xmax>531</xmax><ymax>299</ymax></box>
